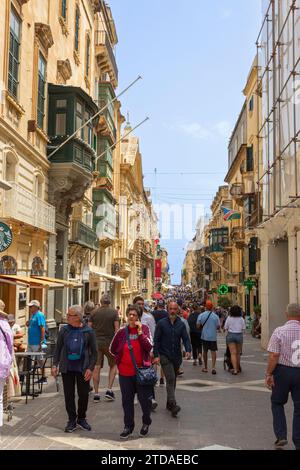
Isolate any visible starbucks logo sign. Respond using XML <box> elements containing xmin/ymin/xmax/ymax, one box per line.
<box><xmin>0</xmin><ymin>222</ymin><xmax>13</xmax><ymax>253</ymax></box>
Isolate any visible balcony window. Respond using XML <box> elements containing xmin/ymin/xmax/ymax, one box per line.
<box><xmin>37</xmin><ymin>53</ymin><xmax>47</xmax><ymax>129</ymax></box>
<box><xmin>76</xmin><ymin>100</ymin><xmax>84</xmax><ymax>138</ymax></box>
<box><xmin>84</xmin><ymin>110</ymin><xmax>93</xmax><ymax>146</ymax></box>
<box><xmin>8</xmin><ymin>8</ymin><xmax>21</xmax><ymax>99</ymax></box>
<box><xmin>209</xmin><ymin>228</ymin><xmax>229</xmax><ymax>252</ymax></box>
<box><xmin>74</xmin><ymin>6</ymin><xmax>80</xmax><ymax>52</ymax></box>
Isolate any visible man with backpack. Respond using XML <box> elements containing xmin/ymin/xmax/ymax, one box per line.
<box><xmin>52</xmin><ymin>305</ymin><xmax>97</xmax><ymax>433</ymax></box>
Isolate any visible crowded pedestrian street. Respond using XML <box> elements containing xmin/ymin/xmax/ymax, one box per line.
<box><xmin>0</xmin><ymin>332</ymin><xmax>294</xmax><ymax>451</ymax></box>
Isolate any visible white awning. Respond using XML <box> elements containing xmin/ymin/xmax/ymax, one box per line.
<box><xmin>89</xmin><ymin>267</ymin><xmax>124</xmax><ymax>283</ymax></box>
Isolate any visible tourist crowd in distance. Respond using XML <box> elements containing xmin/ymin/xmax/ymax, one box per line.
<box><xmin>0</xmin><ymin>293</ymin><xmax>300</xmax><ymax>450</ymax></box>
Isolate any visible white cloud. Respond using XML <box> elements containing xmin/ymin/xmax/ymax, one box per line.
<box><xmin>178</xmin><ymin>123</ymin><xmax>212</xmax><ymax>140</ymax></box>
<box><xmin>220</xmin><ymin>8</ymin><xmax>232</xmax><ymax>19</ymax></box>
<box><xmin>214</xmin><ymin>120</ymin><xmax>232</xmax><ymax>139</ymax></box>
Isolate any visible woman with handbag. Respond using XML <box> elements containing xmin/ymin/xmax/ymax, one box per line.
<box><xmin>110</xmin><ymin>304</ymin><xmax>154</xmax><ymax>439</ymax></box>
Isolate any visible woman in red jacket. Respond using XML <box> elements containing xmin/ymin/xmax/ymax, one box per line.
<box><xmin>110</xmin><ymin>304</ymin><xmax>153</xmax><ymax>439</ymax></box>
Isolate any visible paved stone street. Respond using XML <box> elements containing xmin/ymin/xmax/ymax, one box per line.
<box><xmin>0</xmin><ymin>333</ymin><xmax>296</xmax><ymax>450</ymax></box>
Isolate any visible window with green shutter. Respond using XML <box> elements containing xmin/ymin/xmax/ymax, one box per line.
<box><xmin>8</xmin><ymin>8</ymin><xmax>21</xmax><ymax>99</ymax></box>
<box><xmin>75</xmin><ymin>6</ymin><xmax>80</xmax><ymax>52</ymax></box>
<box><xmin>85</xmin><ymin>35</ymin><xmax>90</xmax><ymax>77</ymax></box>
<box><xmin>37</xmin><ymin>53</ymin><xmax>46</xmax><ymax>129</ymax></box>
<box><xmin>61</xmin><ymin>0</ymin><xmax>67</xmax><ymax>20</ymax></box>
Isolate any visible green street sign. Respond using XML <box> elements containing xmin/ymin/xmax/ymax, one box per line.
<box><xmin>218</xmin><ymin>284</ymin><xmax>229</xmax><ymax>296</ymax></box>
<box><xmin>244</xmin><ymin>279</ymin><xmax>256</xmax><ymax>291</ymax></box>
<box><xmin>0</xmin><ymin>222</ymin><xmax>13</xmax><ymax>253</ymax></box>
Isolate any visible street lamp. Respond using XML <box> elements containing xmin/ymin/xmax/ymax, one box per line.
<box><xmin>0</xmin><ymin>179</ymin><xmax>12</xmax><ymax>190</ymax></box>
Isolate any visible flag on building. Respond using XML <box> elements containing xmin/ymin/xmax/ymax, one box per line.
<box><xmin>222</xmin><ymin>207</ymin><xmax>241</xmax><ymax>221</ymax></box>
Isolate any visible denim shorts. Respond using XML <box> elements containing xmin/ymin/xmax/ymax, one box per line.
<box><xmin>226</xmin><ymin>332</ymin><xmax>243</xmax><ymax>345</ymax></box>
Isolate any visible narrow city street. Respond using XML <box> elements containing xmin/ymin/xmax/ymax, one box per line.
<box><xmin>0</xmin><ymin>332</ymin><xmax>295</xmax><ymax>451</ymax></box>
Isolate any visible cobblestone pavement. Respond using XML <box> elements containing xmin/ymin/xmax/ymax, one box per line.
<box><xmin>0</xmin><ymin>333</ymin><xmax>296</xmax><ymax>450</ymax></box>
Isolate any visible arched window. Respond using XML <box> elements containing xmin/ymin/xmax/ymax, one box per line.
<box><xmin>5</xmin><ymin>151</ymin><xmax>18</xmax><ymax>182</ymax></box>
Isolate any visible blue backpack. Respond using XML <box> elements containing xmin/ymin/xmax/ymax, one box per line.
<box><xmin>66</xmin><ymin>327</ymin><xmax>85</xmax><ymax>361</ymax></box>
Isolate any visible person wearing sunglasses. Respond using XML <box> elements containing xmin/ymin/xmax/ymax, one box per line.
<box><xmin>110</xmin><ymin>304</ymin><xmax>153</xmax><ymax>439</ymax></box>
<box><xmin>52</xmin><ymin>305</ymin><xmax>97</xmax><ymax>433</ymax></box>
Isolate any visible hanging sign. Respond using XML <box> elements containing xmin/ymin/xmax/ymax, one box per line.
<box><xmin>0</xmin><ymin>222</ymin><xmax>13</xmax><ymax>253</ymax></box>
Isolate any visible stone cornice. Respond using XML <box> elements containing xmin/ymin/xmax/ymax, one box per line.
<box><xmin>35</xmin><ymin>23</ymin><xmax>54</xmax><ymax>50</ymax></box>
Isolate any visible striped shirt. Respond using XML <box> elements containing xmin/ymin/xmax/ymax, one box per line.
<box><xmin>267</xmin><ymin>320</ymin><xmax>300</xmax><ymax>368</ymax></box>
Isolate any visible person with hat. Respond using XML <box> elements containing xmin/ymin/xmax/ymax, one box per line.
<box><xmin>26</xmin><ymin>300</ymin><xmax>48</xmax><ymax>384</ymax></box>
<box><xmin>196</xmin><ymin>301</ymin><xmax>220</xmax><ymax>374</ymax></box>
<box><xmin>89</xmin><ymin>294</ymin><xmax>120</xmax><ymax>402</ymax></box>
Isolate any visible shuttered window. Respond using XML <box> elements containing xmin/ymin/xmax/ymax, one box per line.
<box><xmin>37</xmin><ymin>53</ymin><xmax>47</xmax><ymax>129</ymax></box>
<box><xmin>8</xmin><ymin>8</ymin><xmax>21</xmax><ymax>99</ymax></box>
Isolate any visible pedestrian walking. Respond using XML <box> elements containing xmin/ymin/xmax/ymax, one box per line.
<box><xmin>89</xmin><ymin>294</ymin><xmax>120</xmax><ymax>402</ymax></box>
<box><xmin>83</xmin><ymin>300</ymin><xmax>95</xmax><ymax>325</ymax></box>
<box><xmin>134</xmin><ymin>296</ymin><xmax>157</xmax><ymax>410</ymax></box>
<box><xmin>153</xmin><ymin>301</ymin><xmax>191</xmax><ymax>417</ymax></box>
<box><xmin>196</xmin><ymin>300</ymin><xmax>220</xmax><ymax>374</ymax></box>
<box><xmin>266</xmin><ymin>303</ymin><xmax>300</xmax><ymax>450</ymax></box>
<box><xmin>224</xmin><ymin>305</ymin><xmax>246</xmax><ymax>375</ymax></box>
<box><xmin>151</xmin><ymin>299</ymin><xmax>168</xmax><ymax>386</ymax></box>
<box><xmin>0</xmin><ymin>300</ymin><xmax>13</xmax><ymax>428</ymax></box>
<box><xmin>110</xmin><ymin>305</ymin><xmax>153</xmax><ymax>439</ymax></box>
<box><xmin>188</xmin><ymin>304</ymin><xmax>204</xmax><ymax>366</ymax></box>
<box><xmin>52</xmin><ymin>305</ymin><xmax>97</xmax><ymax>433</ymax></box>
<box><xmin>26</xmin><ymin>300</ymin><xmax>48</xmax><ymax>384</ymax></box>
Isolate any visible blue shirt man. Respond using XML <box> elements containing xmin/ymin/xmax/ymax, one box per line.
<box><xmin>197</xmin><ymin>310</ymin><xmax>220</xmax><ymax>341</ymax></box>
<box><xmin>28</xmin><ymin>300</ymin><xmax>46</xmax><ymax>347</ymax></box>
<box><xmin>196</xmin><ymin>301</ymin><xmax>220</xmax><ymax>374</ymax></box>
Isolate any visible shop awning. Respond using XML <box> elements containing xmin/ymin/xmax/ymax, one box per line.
<box><xmin>31</xmin><ymin>276</ymin><xmax>82</xmax><ymax>288</ymax></box>
<box><xmin>89</xmin><ymin>267</ymin><xmax>124</xmax><ymax>283</ymax></box>
<box><xmin>0</xmin><ymin>275</ymin><xmax>64</xmax><ymax>288</ymax></box>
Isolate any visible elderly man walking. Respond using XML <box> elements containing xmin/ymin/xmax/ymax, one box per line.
<box><xmin>266</xmin><ymin>303</ymin><xmax>300</xmax><ymax>450</ymax></box>
<box><xmin>52</xmin><ymin>305</ymin><xmax>97</xmax><ymax>433</ymax></box>
<box><xmin>153</xmin><ymin>301</ymin><xmax>191</xmax><ymax>417</ymax></box>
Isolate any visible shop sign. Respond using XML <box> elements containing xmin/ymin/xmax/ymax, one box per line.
<box><xmin>0</xmin><ymin>222</ymin><xmax>13</xmax><ymax>253</ymax></box>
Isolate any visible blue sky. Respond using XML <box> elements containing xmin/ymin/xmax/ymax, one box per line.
<box><xmin>109</xmin><ymin>0</ymin><xmax>262</xmax><ymax>284</ymax></box>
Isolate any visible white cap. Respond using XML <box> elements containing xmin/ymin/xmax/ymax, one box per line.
<box><xmin>28</xmin><ymin>300</ymin><xmax>40</xmax><ymax>308</ymax></box>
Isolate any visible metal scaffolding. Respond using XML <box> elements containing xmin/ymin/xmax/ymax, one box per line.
<box><xmin>256</xmin><ymin>0</ymin><xmax>300</xmax><ymax>221</ymax></box>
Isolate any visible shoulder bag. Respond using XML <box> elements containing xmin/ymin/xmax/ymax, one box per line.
<box><xmin>125</xmin><ymin>327</ymin><xmax>157</xmax><ymax>386</ymax></box>
<box><xmin>198</xmin><ymin>311</ymin><xmax>213</xmax><ymax>332</ymax></box>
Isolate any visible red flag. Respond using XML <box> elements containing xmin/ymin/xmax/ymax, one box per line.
<box><xmin>155</xmin><ymin>259</ymin><xmax>162</xmax><ymax>278</ymax></box>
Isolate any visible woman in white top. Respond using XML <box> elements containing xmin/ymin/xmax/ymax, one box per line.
<box><xmin>224</xmin><ymin>305</ymin><xmax>246</xmax><ymax>375</ymax></box>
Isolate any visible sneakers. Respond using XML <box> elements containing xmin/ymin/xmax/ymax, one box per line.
<box><xmin>177</xmin><ymin>369</ymin><xmax>184</xmax><ymax>376</ymax></box>
<box><xmin>105</xmin><ymin>390</ymin><xmax>116</xmax><ymax>401</ymax></box>
<box><xmin>274</xmin><ymin>438</ymin><xmax>288</xmax><ymax>448</ymax></box>
<box><xmin>139</xmin><ymin>424</ymin><xmax>149</xmax><ymax>437</ymax></box>
<box><xmin>35</xmin><ymin>377</ymin><xmax>48</xmax><ymax>384</ymax></box>
<box><xmin>120</xmin><ymin>427</ymin><xmax>133</xmax><ymax>439</ymax></box>
<box><xmin>65</xmin><ymin>420</ymin><xmax>77</xmax><ymax>433</ymax></box>
<box><xmin>170</xmin><ymin>404</ymin><xmax>181</xmax><ymax>417</ymax></box>
<box><xmin>151</xmin><ymin>399</ymin><xmax>158</xmax><ymax>411</ymax></box>
<box><xmin>166</xmin><ymin>402</ymin><xmax>172</xmax><ymax>411</ymax></box>
<box><xmin>193</xmin><ymin>360</ymin><xmax>197</xmax><ymax>366</ymax></box>
<box><xmin>94</xmin><ymin>394</ymin><xmax>101</xmax><ymax>402</ymax></box>
<box><xmin>77</xmin><ymin>418</ymin><xmax>92</xmax><ymax>431</ymax></box>
<box><xmin>159</xmin><ymin>378</ymin><xmax>165</xmax><ymax>386</ymax></box>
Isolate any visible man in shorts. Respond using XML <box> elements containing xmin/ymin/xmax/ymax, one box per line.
<box><xmin>89</xmin><ymin>294</ymin><xmax>120</xmax><ymax>402</ymax></box>
<box><xmin>197</xmin><ymin>301</ymin><xmax>220</xmax><ymax>375</ymax></box>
